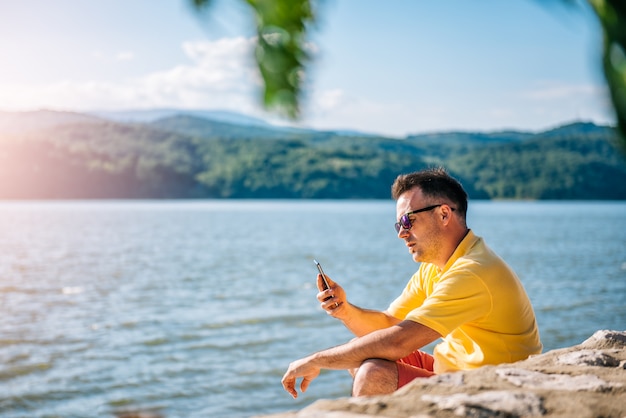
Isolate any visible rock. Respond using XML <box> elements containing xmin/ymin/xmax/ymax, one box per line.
<box><xmin>419</xmin><ymin>372</ymin><xmax>465</xmax><ymax>387</ymax></box>
<box><xmin>422</xmin><ymin>391</ymin><xmax>545</xmax><ymax>417</ymax></box>
<box><xmin>495</xmin><ymin>368</ymin><xmax>620</xmax><ymax>391</ymax></box>
<box><xmin>580</xmin><ymin>330</ymin><xmax>626</xmax><ymax>349</ymax></box>
<box><xmin>556</xmin><ymin>349</ymin><xmax>621</xmax><ymax>367</ymax></box>
<box><xmin>257</xmin><ymin>330</ymin><xmax>626</xmax><ymax>418</ymax></box>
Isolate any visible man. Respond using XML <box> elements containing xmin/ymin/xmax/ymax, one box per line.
<box><xmin>282</xmin><ymin>167</ymin><xmax>542</xmax><ymax>398</ymax></box>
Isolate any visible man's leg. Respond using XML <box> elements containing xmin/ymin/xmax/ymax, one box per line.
<box><xmin>351</xmin><ymin>351</ymin><xmax>436</xmax><ymax>397</ymax></box>
<box><xmin>351</xmin><ymin>359</ymin><xmax>398</xmax><ymax>396</ymax></box>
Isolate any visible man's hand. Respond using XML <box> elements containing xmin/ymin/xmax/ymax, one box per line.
<box><xmin>317</xmin><ymin>274</ymin><xmax>347</xmax><ymax>316</ymax></box>
<box><xmin>281</xmin><ymin>356</ymin><xmax>321</xmax><ymax>399</ymax></box>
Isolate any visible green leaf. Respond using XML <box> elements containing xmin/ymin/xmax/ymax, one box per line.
<box><xmin>588</xmin><ymin>0</ymin><xmax>626</xmax><ymax>149</ymax></box>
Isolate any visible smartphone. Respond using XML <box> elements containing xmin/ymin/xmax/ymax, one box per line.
<box><xmin>313</xmin><ymin>259</ymin><xmax>332</xmax><ymax>301</ymax></box>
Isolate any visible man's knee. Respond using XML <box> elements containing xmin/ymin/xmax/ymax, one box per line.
<box><xmin>352</xmin><ymin>359</ymin><xmax>398</xmax><ymax>397</ymax></box>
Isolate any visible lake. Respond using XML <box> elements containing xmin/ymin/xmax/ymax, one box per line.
<box><xmin>0</xmin><ymin>200</ymin><xmax>624</xmax><ymax>417</ymax></box>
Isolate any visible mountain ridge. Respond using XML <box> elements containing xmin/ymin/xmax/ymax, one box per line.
<box><xmin>0</xmin><ymin>109</ymin><xmax>623</xmax><ymax>200</ymax></box>
<box><xmin>88</xmin><ymin>108</ymin><xmax>272</xmax><ymax>127</ymax></box>
<box><xmin>0</xmin><ymin>108</ymin><xmax>613</xmax><ymax>140</ymax></box>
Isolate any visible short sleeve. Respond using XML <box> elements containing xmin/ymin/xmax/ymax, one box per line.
<box><xmin>405</xmin><ymin>271</ymin><xmax>492</xmax><ymax>337</ymax></box>
<box><xmin>387</xmin><ymin>270</ymin><xmax>427</xmax><ymax>320</ymax></box>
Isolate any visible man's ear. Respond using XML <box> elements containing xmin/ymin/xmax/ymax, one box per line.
<box><xmin>440</xmin><ymin>204</ymin><xmax>454</xmax><ymax>225</ymax></box>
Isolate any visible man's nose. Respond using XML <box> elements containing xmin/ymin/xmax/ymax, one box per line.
<box><xmin>397</xmin><ymin>226</ymin><xmax>410</xmax><ymax>239</ymax></box>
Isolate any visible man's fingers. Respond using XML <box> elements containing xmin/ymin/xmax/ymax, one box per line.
<box><xmin>300</xmin><ymin>377</ymin><xmax>312</xmax><ymax>394</ymax></box>
<box><xmin>288</xmin><ymin>387</ymin><xmax>298</xmax><ymax>399</ymax></box>
<box><xmin>321</xmin><ymin>297</ymin><xmax>342</xmax><ymax>311</ymax></box>
<box><xmin>281</xmin><ymin>377</ymin><xmax>310</xmax><ymax>399</ymax></box>
<box><xmin>317</xmin><ymin>273</ymin><xmax>333</xmax><ymax>291</ymax></box>
<box><xmin>318</xmin><ymin>289</ymin><xmax>333</xmax><ymax>303</ymax></box>
<box><xmin>281</xmin><ymin>376</ymin><xmax>298</xmax><ymax>399</ymax></box>
<box><xmin>282</xmin><ymin>361</ymin><xmax>321</xmax><ymax>399</ymax></box>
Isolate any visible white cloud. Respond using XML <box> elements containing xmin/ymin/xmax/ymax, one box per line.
<box><xmin>297</xmin><ymin>78</ymin><xmax>616</xmax><ymax>137</ymax></box>
<box><xmin>150</xmin><ymin>37</ymin><xmax>260</xmax><ymax>94</ymax></box>
<box><xmin>0</xmin><ymin>37</ymin><xmax>263</xmax><ymax>114</ymax></box>
<box><xmin>515</xmin><ymin>80</ymin><xmax>615</xmax><ymax>128</ymax></box>
<box><xmin>0</xmin><ymin>37</ymin><xmax>616</xmax><ymax>136</ymax></box>
<box><xmin>298</xmin><ymin>90</ymin><xmax>439</xmax><ymax>137</ymax></box>
<box><xmin>522</xmin><ymin>81</ymin><xmax>605</xmax><ymax>101</ymax></box>
<box><xmin>90</xmin><ymin>50</ymin><xmax>135</xmax><ymax>62</ymax></box>
<box><xmin>308</xmin><ymin>88</ymin><xmax>346</xmax><ymax>114</ymax></box>
<box><xmin>116</xmin><ymin>51</ymin><xmax>135</xmax><ymax>61</ymax></box>
<box><xmin>91</xmin><ymin>50</ymin><xmax>105</xmax><ymax>61</ymax></box>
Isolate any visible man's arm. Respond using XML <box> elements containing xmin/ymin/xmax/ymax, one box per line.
<box><xmin>318</xmin><ymin>274</ymin><xmax>402</xmax><ymax>336</ymax></box>
<box><xmin>333</xmin><ymin>303</ymin><xmax>402</xmax><ymax>337</ymax></box>
<box><xmin>281</xmin><ymin>320</ymin><xmax>441</xmax><ymax>398</ymax></box>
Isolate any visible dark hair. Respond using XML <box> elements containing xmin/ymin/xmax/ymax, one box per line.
<box><xmin>391</xmin><ymin>167</ymin><xmax>468</xmax><ymax>219</ymax></box>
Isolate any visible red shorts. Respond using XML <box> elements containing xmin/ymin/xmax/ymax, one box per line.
<box><xmin>396</xmin><ymin>350</ymin><xmax>436</xmax><ymax>388</ymax></box>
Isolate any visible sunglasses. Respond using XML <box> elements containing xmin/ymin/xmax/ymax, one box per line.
<box><xmin>394</xmin><ymin>204</ymin><xmax>455</xmax><ymax>233</ymax></box>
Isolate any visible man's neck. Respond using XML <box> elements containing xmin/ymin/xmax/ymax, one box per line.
<box><xmin>434</xmin><ymin>227</ymin><xmax>470</xmax><ymax>271</ymax></box>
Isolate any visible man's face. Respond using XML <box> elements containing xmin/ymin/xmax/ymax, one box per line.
<box><xmin>395</xmin><ymin>187</ymin><xmax>443</xmax><ymax>264</ymax></box>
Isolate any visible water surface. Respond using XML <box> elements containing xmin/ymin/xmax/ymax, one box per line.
<box><xmin>0</xmin><ymin>200</ymin><xmax>624</xmax><ymax>417</ymax></box>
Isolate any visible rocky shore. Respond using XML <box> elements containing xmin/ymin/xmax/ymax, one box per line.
<box><xmin>258</xmin><ymin>330</ymin><xmax>626</xmax><ymax>418</ymax></box>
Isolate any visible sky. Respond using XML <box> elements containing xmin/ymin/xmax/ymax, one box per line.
<box><xmin>0</xmin><ymin>0</ymin><xmax>615</xmax><ymax>137</ymax></box>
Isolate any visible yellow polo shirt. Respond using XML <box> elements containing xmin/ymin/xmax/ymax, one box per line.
<box><xmin>387</xmin><ymin>230</ymin><xmax>542</xmax><ymax>373</ymax></box>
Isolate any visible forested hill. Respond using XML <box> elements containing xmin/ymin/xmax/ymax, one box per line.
<box><xmin>0</xmin><ymin>110</ymin><xmax>624</xmax><ymax>200</ymax></box>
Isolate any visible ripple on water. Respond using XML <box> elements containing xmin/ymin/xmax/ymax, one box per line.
<box><xmin>0</xmin><ymin>200</ymin><xmax>623</xmax><ymax>418</ymax></box>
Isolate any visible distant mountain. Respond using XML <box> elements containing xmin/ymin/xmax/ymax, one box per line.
<box><xmin>0</xmin><ymin>109</ymin><xmax>103</xmax><ymax>134</ymax></box>
<box><xmin>405</xmin><ymin>130</ymin><xmax>533</xmax><ymax>146</ymax></box>
<box><xmin>149</xmin><ymin>114</ymin><xmax>317</xmax><ymax>140</ymax></box>
<box><xmin>443</xmin><ymin>123</ymin><xmax>625</xmax><ymax>200</ymax></box>
<box><xmin>90</xmin><ymin>108</ymin><xmax>273</xmax><ymax>127</ymax></box>
<box><xmin>0</xmin><ymin>109</ymin><xmax>623</xmax><ymax>200</ymax></box>
<box><xmin>535</xmin><ymin>121</ymin><xmax>610</xmax><ymax>138</ymax></box>
<box><xmin>91</xmin><ymin>108</ymin><xmax>376</xmax><ymax>138</ymax></box>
